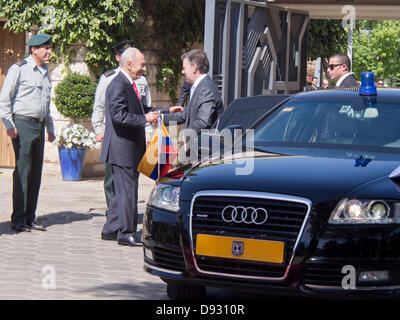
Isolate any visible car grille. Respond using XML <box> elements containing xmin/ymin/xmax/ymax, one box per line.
<box><xmin>191</xmin><ymin>192</ymin><xmax>310</xmax><ymax>279</ymax></box>
<box><xmin>303</xmin><ymin>263</ymin><xmax>345</xmax><ymax>287</ymax></box>
<box><xmin>144</xmin><ymin>245</ymin><xmax>185</xmax><ymax>273</ymax></box>
<box><xmin>303</xmin><ymin>262</ymin><xmax>400</xmax><ymax>288</ymax></box>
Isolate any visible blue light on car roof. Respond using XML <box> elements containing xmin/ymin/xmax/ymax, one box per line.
<box><xmin>360</xmin><ymin>71</ymin><xmax>377</xmax><ymax>95</ymax></box>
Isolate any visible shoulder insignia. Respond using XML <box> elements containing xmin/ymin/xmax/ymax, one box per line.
<box><xmin>104</xmin><ymin>70</ymin><xmax>116</xmax><ymax>78</ymax></box>
<box><xmin>15</xmin><ymin>59</ymin><xmax>27</xmax><ymax>67</ymax></box>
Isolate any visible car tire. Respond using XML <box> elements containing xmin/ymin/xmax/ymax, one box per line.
<box><xmin>166</xmin><ymin>282</ymin><xmax>206</xmax><ymax>300</ymax></box>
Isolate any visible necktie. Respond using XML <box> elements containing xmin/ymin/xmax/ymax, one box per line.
<box><xmin>132</xmin><ymin>82</ymin><xmax>141</xmax><ymax>103</ymax></box>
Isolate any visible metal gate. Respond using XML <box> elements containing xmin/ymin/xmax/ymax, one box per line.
<box><xmin>204</xmin><ymin>0</ymin><xmax>309</xmax><ymax>106</ymax></box>
<box><xmin>0</xmin><ymin>24</ymin><xmax>26</xmax><ymax>167</ymax></box>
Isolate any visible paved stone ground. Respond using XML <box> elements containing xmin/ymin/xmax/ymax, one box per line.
<box><xmin>0</xmin><ymin>163</ymin><xmax>169</xmax><ymax>300</ymax></box>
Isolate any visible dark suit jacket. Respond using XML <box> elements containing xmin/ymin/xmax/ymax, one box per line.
<box><xmin>100</xmin><ymin>72</ymin><xmax>168</xmax><ymax>169</ymax></box>
<box><xmin>176</xmin><ymin>79</ymin><xmax>192</xmax><ymax>107</ymax></box>
<box><xmin>163</xmin><ymin>75</ymin><xmax>224</xmax><ymax>134</ymax></box>
<box><xmin>338</xmin><ymin>73</ymin><xmax>358</xmax><ymax>87</ymax></box>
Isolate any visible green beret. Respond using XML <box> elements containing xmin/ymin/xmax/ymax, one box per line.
<box><xmin>28</xmin><ymin>33</ymin><xmax>52</xmax><ymax>47</ymax></box>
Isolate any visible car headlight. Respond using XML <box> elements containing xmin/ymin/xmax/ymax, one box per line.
<box><xmin>148</xmin><ymin>183</ymin><xmax>180</xmax><ymax>212</ymax></box>
<box><xmin>329</xmin><ymin>199</ymin><xmax>400</xmax><ymax>224</ymax></box>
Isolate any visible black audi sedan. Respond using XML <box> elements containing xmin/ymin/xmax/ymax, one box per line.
<box><xmin>142</xmin><ymin>74</ymin><xmax>400</xmax><ymax>299</ymax></box>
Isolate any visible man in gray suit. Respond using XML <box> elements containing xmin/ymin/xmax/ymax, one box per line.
<box><xmin>163</xmin><ymin>49</ymin><xmax>224</xmax><ymax>159</ymax></box>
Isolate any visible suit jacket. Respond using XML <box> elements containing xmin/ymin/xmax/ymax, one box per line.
<box><xmin>163</xmin><ymin>75</ymin><xmax>224</xmax><ymax>134</ymax></box>
<box><xmin>338</xmin><ymin>73</ymin><xmax>358</xmax><ymax>87</ymax></box>
<box><xmin>176</xmin><ymin>79</ymin><xmax>192</xmax><ymax>107</ymax></box>
<box><xmin>306</xmin><ymin>85</ymin><xmax>318</xmax><ymax>91</ymax></box>
<box><xmin>100</xmin><ymin>72</ymin><xmax>168</xmax><ymax>169</ymax></box>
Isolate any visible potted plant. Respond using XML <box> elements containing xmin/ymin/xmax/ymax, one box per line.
<box><xmin>54</xmin><ymin>72</ymin><xmax>99</xmax><ymax>180</ymax></box>
<box><xmin>56</xmin><ymin>124</ymin><xmax>100</xmax><ymax>180</ymax></box>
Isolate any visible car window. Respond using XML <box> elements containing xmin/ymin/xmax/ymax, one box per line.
<box><xmin>213</xmin><ymin>95</ymin><xmax>290</xmax><ymax>130</ymax></box>
<box><xmin>220</xmin><ymin>107</ymin><xmax>271</xmax><ymax>130</ymax></box>
<box><xmin>253</xmin><ymin>98</ymin><xmax>400</xmax><ymax>151</ymax></box>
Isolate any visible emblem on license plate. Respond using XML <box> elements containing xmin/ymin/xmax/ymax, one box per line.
<box><xmin>232</xmin><ymin>241</ymin><xmax>244</xmax><ymax>256</ymax></box>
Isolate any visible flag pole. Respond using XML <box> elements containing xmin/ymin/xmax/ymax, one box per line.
<box><xmin>157</xmin><ymin>111</ymin><xmax>162</xmax><ymax>180</ymax></box>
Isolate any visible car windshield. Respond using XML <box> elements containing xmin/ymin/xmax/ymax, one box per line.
<box><xmin>252</xmin><ymin>95</ymin><xmax>400</xmax><ymax>154</ymax></box>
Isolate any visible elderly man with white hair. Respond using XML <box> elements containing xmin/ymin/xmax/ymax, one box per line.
<box><xmin>100</xmin><ymin>47</ymin><xmax>182</xmax><ymax>247</ymax></box>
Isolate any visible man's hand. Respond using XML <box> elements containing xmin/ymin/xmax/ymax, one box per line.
<box><xmin>170</xmin><ymin>106</ymin><xmax>184</xmax><ymax>113</ymax></box>
<box><xmin>48</xmin><ymin>132</ymin><xmax>56</xmax><ymax>143</ymax></box>
<box><xmin>6</xmin><ymin>127</ymin><xmax>18</xmax><ymax>139</ymax></box>
<box><xmin>95</xmin><ymin>133</ymin><xmax>104</xmax><ymax>142</ymax></box>
<box><xmin>145</xmin><ymin>111</ymin><xmax>159</xmax><ymax>123</ymax></box>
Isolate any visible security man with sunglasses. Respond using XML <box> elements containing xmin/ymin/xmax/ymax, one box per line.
<box><xmin>327</xmin><ymin>53</ymin><xmax>358</xmax><ymax>87</ymax></box>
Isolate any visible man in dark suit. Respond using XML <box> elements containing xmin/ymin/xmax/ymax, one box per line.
<box><xmin>176</xmin><ymin>79</ymin><xmax>192</xmax><ymax>107</ymax></box>
<box><xmin>327</xmin><ymin>53</ymin><xmax>358</xmax><ymax>87</ymax></box>
<box><xmin>306</xmin><ymin>77</ymin><xmax>319</xmax><ymax>91</ymax></box>
<box><xmin>163</xmin><ymin>49</ymin><xmax>224</xmax><ymax>159</ymax></box>
<box><xmin>100</xmin><ymin>47</ymin><xmax>181</xmax><ymax>247</ymax></box>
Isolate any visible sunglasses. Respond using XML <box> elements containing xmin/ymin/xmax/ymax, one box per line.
<box><xmin>327</xmin><ymin>63</ymin><xmax>343</xmax><ymax>70</ymax></box>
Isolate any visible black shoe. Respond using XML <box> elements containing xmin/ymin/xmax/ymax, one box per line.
<box><xmin>27</xmin><ymin>220</ymin><xmax>47</xmax><ymax>231</ymax></box>
<box><xmin>101</xmin><ymin>232</ymin><xmax>117</xmax><ymax>241</ymax></box>
<box><xmin>11</xmin><ymin>223</ymin><xmax>31</xmax><ymax>233</ymax></box>
<box><xmin>117</xmin><ymin>235</ymin><xmax>143</xmax><ymax>247</ymax></box>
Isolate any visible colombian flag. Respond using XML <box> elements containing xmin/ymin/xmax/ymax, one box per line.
<box><xmin>138</xmin><ymin>121</ymin><xmax>178</xmax><ymax>180</ymax></box>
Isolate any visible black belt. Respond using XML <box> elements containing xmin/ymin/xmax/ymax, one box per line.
<box><xmin>13</xmin><ymin>114</ymin><xmax>45</xmax><ymax>123</ymax></box>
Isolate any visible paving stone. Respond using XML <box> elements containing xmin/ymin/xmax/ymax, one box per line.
<box><xmin>0</xmin><ymin>163</ymin><xmax>166</xmax><ymax>300</ymax></box>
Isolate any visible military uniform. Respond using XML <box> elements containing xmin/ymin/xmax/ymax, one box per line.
<box><xmin>0</xmin><ymin>34</ymin><xmax>53</xmax><ymax>232</ymax></box>
<box><xmin>91</xmin><ymin>67</ymin><xmax>152</xmax><ymax>209</ymax></box>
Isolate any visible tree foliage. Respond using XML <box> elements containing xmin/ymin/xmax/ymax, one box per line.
<box><xmin>308</xmin><ymin>19</ymin><xmax>348</xmax><ymax>64</ymax></box>
<box><xmin>0</xmin><ymin>0</ymin><xmax>205</xmax><ymax>101</ymax></box>
<box><xmin>353</xmin><ymin>20</ymin><xmax>400</xmax><ymax>84</ymax></box>
<box><xmin>0</xmin><ymin>0</ymin><xmax>141</xmax><ymax>75</ymax></box>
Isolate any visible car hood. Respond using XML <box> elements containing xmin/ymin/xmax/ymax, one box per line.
<box><xmin>179</xmin><ymin>152</ymin><xmax>400</xmax><ymax>203</ymax></box>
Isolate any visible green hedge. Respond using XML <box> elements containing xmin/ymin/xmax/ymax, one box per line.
<box><xmin>55</xmin><ymin>73</ymin><xmax>96</xmax><ymax>121</ymax></box>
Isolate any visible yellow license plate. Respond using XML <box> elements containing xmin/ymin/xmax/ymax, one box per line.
<box><xmin>196</xmin><ymin>234</ymin><xmax>284</xmax><ymax>264</ymax></box>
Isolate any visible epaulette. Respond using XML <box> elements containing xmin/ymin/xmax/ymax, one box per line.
<box><xmin>104</xmin><ymin>70</ymin><xmax>116</xmax><ymax>78</ymax></box>
<box><xmin>15</xmin><ymin>59</ymin><xmax>27</xmax><ymax>67</ymax></box>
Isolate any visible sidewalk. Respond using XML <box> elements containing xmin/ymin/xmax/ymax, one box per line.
<box><xmin>0</xmin><ymin>162</ymin><xmax>168</xmax><ymax>299</ymax></box>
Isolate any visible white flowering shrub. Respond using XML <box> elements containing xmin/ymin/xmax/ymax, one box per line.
<box><xmin>56</xmin><ymin>124</ymin><xmax>100</xmax><ymax>150</ymax></box>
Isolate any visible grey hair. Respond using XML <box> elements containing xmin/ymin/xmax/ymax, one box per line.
<box><xmin>120</xmin><ymin>47</ymin><xmax>140</xmax><ymax>67</ymax></box>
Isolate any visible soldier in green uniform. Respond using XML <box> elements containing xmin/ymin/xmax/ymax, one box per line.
<box><xmin>0</xmin><ymin>33</ymin><xmax>55</xmax><ymax>233</ymax></box>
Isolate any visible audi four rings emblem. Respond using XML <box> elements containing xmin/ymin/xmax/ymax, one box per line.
<box><xmin>221</xmin><ymin>205</ymin><xmax>268</xmax><ymax>225</ymax></box>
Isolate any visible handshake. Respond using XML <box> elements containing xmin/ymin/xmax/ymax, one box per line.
<box><xmin>145</xmin><ymin>106</ymin><xmax>183</xmax><ymax>123</ymax></box>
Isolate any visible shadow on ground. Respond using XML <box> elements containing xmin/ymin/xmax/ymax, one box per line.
<box><xmin>76</xmin><ymin>280</ymin><xmax>168</xmax><ymax>300</ymax></box>
<box><xmin>0</xmin><ymin>211</ymin><xmax>104</xmax><ymax>236</ymax></box>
